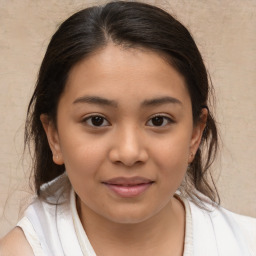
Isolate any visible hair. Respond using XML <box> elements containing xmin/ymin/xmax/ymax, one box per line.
<box><xmin>25</xmin><ymin>1</ymin><xmax>219</xmax><ymax>205</ymax></box>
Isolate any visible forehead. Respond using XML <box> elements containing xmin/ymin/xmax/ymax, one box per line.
<box><xmin>63</xmin><ymin>44</ymin><xmax>190</xmax><ymax>106</ymax></box>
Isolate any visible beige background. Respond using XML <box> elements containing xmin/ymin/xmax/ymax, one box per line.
<box><xmin>0</xmin><ymin>0</ymin><xmax>255</xmax><ymax>238</ymax></box>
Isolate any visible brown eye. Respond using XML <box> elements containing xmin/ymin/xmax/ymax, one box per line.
<box><xmin>91</xmin><ymin>116</ymin><xmax>104</xmax><ymax>126</ymax></box>
<box><xmin>147</xmin><ymin>115</ymin><xmax>173</xmax><ymax>127</ymax></box>
<box><xmin>151</xmin><ymin>116</ymin><xmax>164</xmax><ymax>126</ymax></box>
<box><xmin>83</xmin><ymin>115</ymin><xmax>110</xmax><ymax>127</ymax></box>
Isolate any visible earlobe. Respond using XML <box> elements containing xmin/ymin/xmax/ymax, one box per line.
<box><xmin>40</xmin><ymin>114</ymin><xmax>64</xmax><ymax>165</ymax></box>
<box><xmin>188</xmin><ymin>108</ymin><xmax>208</xmax><ymax>163</ymax></box>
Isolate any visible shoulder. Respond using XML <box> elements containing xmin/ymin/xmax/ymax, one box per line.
<box><xmin>0</xmin><ymin>227</ymin><xmax>34</xmax><ymax>256</ymax></box>
<box><xmin>0</xmin><ymin>174</ymin><xmax>71</xmax><ymax>256</ymax></box>
<box><xmin>188</xmin><ymin>196</ymin><xmax>256</xmax><ymax>255</ymax></box>
<box><xmin>221</xmin><ymin>208</ymin><xmax>256</xmax><ymax>253</ymax></box>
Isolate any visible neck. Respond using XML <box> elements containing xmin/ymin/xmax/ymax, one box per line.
<box><xmin>77</xmin><ymin>196</ymin><xmax>185</xmax><ymax>256</ymax></box>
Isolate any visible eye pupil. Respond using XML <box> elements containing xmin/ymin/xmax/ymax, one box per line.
<box><xmin>91</xmin><ymin>116</ymin><xmax>104</xmax><ymax>126</ymax></box>
<box><xmin>152</xmin><ymin>116</ymin><xmax>164</xmax><ymax>126</ymax></box>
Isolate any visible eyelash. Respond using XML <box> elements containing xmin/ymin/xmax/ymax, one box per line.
<box><xmin>81</xmin><ymin>114</ymin><xmax>174</xmax><ymax>128</ymax></box>
<box><xmin>82</xmin><ymin>115</ymin><xmax>110</xmax><ymax>127</ymax></box>
<box><xmin>146</xmin><ymin>114</ymin><xmax>174</xmax><ymax>127</ymax></box>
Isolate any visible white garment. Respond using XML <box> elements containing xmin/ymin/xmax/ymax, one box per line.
<box><xmin>17</xmin><ymin>174</ymin><xmax>256</xmax><ymax>256</ymax></box>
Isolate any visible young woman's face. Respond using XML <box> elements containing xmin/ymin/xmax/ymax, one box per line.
<box><xmin>44</xmin><ymin>44</ymin><xmax>204</xmax><ymax>224</ymax></box>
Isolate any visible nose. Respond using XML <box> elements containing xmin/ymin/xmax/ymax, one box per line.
<box><xmin>108</xmin><ymin>126</ymin><xmax>149</xmax><ymax>167</ymax></box>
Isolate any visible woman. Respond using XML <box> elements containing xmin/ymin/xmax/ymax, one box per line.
<box><xmin>1</xmin><ymin>1</ymin><xmax>255</xmax><ymax>255</ymax></box>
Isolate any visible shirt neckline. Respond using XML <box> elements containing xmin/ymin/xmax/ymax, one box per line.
<box><xmin>70</xmin><ymin>189</ymin><xmax>193</xmax><ymax>256</ymax></box>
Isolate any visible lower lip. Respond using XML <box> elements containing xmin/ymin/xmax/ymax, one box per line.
<box><xmin>104</xmin><ymin>183</ymin><xmax>153</xmax><ymax>198</ymax></box>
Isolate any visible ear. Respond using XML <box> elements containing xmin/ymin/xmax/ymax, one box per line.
<box><xmin>40</xmin><ymin>114</ymin><xmax>64</xmax><ymax>165</ymax></box>
<box><xmin>188</xmin><ymin>108</ymin><xmax>208</xmax><ymax>164</ymax></box>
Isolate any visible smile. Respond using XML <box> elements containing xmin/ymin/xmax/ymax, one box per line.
<box><xmin>102</xmin><ymin>176</ymin><xmax>154</xmax><ymax>198</ymax></box>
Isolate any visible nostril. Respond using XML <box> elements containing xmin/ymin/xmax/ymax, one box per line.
<box><xmin>108</xmin><ymin>143</ymin><xmax>149</xmax><ymax>166</ymax></box>
<box><xmin>113</xmin><ymin>159</ymin><xmax>145</xmax><ymax>168</ymax></box>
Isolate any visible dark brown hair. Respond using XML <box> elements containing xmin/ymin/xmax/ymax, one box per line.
<box><xmin>25</xmin><ymin>1</ymin><xmax>219</xmax><ymax>204</ymax></box>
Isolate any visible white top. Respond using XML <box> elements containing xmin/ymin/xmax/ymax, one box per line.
<box><xmin>17</xmin><ymin>174</ymin><xmax>256</xmax><ymax>256</ymax></box>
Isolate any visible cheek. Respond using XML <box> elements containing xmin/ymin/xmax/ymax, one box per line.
<box><xmin>62</xmin><ymin>141</ymin><xmax>106</xmax><ymax>200</ymax></box>
<box><xmin>153</xmin><ymin>131</ymin><xmax>191</xmax><ymax>164</ymax></box>
<box><xmin>151</xmin><ymin>132</ymin><xmax>191</xmax><ymax>184</ymax></box>
<box><xmin>59</xmin><ymin>134</ymin><xmax>108</xmax><ymax>178</ymax></box>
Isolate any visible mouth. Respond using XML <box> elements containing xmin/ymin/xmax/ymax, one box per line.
<box><xmin>102</xmin><ymin>176</ymin><xmax>154</xmax><ymax>198</ymax></box>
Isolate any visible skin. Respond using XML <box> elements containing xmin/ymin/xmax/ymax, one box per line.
<box><xmin>0</xmin><ymin>44</ymin><xmax>207</xmax><ymax>256</ymax></box>
<box><xmin>0</xmin><ymin>228</ymin><xmax>34</xmax><ymax>256</ymax></box>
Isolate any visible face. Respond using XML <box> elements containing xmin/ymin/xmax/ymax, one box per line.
<box><xmin>42</xmin><ymin>44</ymin><xmax>205</xmax><ymax>224</ymax></box>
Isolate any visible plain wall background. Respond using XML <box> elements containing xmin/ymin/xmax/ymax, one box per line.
<box><xmin>0</xmin><ymin>0</ymin><xmax>255</xmax><ymax>237</ymax></box>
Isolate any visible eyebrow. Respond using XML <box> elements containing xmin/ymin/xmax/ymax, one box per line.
<box><xmin>73</xmin><ymin>96</ymin><xmax>118</xmax><ymax>107</ymax></box>
<box><xmin>73</xmin><ymin>95</ymin><xmax>182</xmax><ymax>108</ymax></box>
<box><xmin>141</xmin><ymin>96</ymin><xmax>182</xmax><ymax>107</ymax></box>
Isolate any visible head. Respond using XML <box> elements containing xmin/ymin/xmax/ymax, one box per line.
<box><xmin>25</xmin><ymin>1</ymin><xmax>218</xmax><ymax>211</ymax></box>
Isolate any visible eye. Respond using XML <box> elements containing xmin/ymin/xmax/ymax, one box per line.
<box><xmin>146</xmin><ymin>115</ymin><xmax>174</xmax><ymax>127</ymax></box>
<box><xmin>82</xmin><ymin>115</ymin><xmax>110</xmax><ymax>127</ymax></box>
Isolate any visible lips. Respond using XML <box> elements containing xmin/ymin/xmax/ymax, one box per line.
<box><xmin>102</xmin><ymin>176</ymin><xmax>154</xmax><ymax>197</ymax></box>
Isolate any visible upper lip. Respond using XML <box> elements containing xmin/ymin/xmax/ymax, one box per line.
<box><xmin>102</xmin><ymin>176</ymin><xmax>154</xmax><ymax>186</ymax></box>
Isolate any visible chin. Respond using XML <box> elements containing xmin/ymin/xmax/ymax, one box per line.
<box><xmin>108</xmin><ymin>214</ymin><xmax>151</xmax><ymax>225</ymax></box>
<box><xmin>103</xmin><ymin>206</ymin><xmax>159</xmax><ymax>225</ymax></box>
